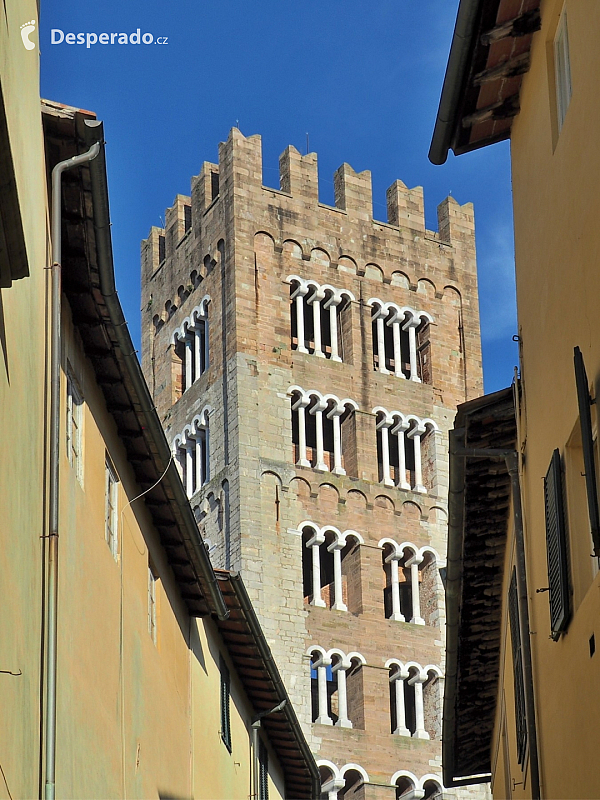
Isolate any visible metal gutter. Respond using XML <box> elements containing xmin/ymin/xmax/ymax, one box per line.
<box><xmin>226</xmin><ymin>571</ymin><xmax>321</xmax><ymax>800</ymax></box>
<box><xmin>81</xmin><ymin>118</ymin><xmax>228</xmax><ymax>621</ymax></box>
<box><xmin>429</xmin><ymin>0</ymin><xmax>483</xmax><ymax>165</ymax></box>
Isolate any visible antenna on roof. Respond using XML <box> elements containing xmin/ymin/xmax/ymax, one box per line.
<box><xmin>306</xmin><ymin>133</ymin><xmax>309</xmax><ymax>155</ymax></box>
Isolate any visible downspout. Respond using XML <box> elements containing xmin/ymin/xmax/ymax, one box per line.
<box><xmin>455</xmin><ymin>446</ymin><xmax>541</xmax><ymax>800</ymax></box>
<box><xmin>81</xmin><ymin>120</ymin><xmax>228</xmax><ymax>621</ymax></box>
<box><xmin>251</xmin><ymin>700</ymin><xmax>287</xmax><ymax>800</ymax></box>
<box><xmin>46</xmin><ymin>141</ymin><xmax>100</xmax><ymax>800</ymax></box>
<box><xmin>227</xmin><ymin>572</ymin><xmax>321</xmax><ymax>799</ymax></box>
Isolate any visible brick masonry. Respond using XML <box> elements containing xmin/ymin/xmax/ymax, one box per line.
<box><xmin>141</xmin><ymin>129</ymin><xmax>488</xmax><ymax>799</ymax></box>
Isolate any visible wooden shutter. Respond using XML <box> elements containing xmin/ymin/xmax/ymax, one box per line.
<box><xmin>259</xmin><ymin>739</ymin><xmax>269</xmax><ymax>800</ymax></box>
<box><xmin>508</xmin><ymin>569</ymin><xmax>527</xmax><ymax>767</ymax></box>
<box><xmin>574</xmin><ymin>346</ymin><xmax>600</xmax><ymax>556</ymax></box>
<box><xmin>544</xmin><ymin>448</ymin><xmax>571</xmax><ymax>639</ymax></box>
<box><xmin>220</xmin><ymin>656</ymin><xmax>231</xmax><ymax>752</ymax></box>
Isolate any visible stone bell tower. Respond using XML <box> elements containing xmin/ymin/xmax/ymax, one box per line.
<box><xmin>141</xmin><ymin>129</ymin><xmax>485</xmax><ymax>799</ymax></box>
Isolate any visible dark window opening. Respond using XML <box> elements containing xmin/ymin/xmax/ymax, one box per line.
<box><xmin>184</xmin><ymin>204</ymin><xmax>192</xmax><ymax>233</ymax></box>
<box><xmin>158</xmin><ymin>234</ymin><xmax>166</xmax><ymax>263</ymax></box>
<box><xmin>219</xmin><ymin>656</ymin><xmax>231</xmax><ymax>752</ymax></box>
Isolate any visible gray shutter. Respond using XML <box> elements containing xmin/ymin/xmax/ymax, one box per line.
<box><xmin>574</xmin><ymin>346</ymin><xmax>600</xmax><ymax>556</ymax></box>
<box><xmin>544</xmin><ymin>449</ymin><xmax>570</xmax><ymax>639</ymax></box>
<box><xmin>259</xmin><ymin>739</ymin><xmax>269</xmax><ymax>800</ymax></box>
<box><xmin>220</xmin><ymin>656</ymin><xmax>232</xmax><ymax>752</ymax></box>
<box><xmin>508</xmin><ymin>569</ymin><xmax>527</xmax><ymax>767</ymax></box>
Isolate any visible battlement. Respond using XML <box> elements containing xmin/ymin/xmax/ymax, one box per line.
<box><xmin>144</xmin><ymin>129</ymin><xmax>475</xmax><ymax>272</ymax></box>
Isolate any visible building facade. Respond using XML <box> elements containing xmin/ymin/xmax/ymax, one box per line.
<box><xmin>432</xmin><ymin>1</ymin><xmax>600</xmax><ymax>799</ymax></box>
<box><xmin>142</xmin><ymin>130</ymin><xmax>485</xmax><ymax>798</ymax></box>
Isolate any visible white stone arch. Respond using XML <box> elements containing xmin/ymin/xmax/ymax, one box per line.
<box><xmin>418</xmin><ymin>774</ymin><xmax>444</xmax><ymax>795</ymax></box>
<box><xmin>306</xmin><ymin>644</ymin><xmax>330</xmax><ymax>664</ymax></box>
<box><xmin>340</xmin><ymin>763</ymin><xmax>369</xmax><ymax>784</ymax></box>
<box><xmin>338</xmin><ymin>528</ymin><xmax>364</xmax><ymax>547</ymax></box>
<box><xmin>171</xmin><ymin>294</ymin><xmax>211</xmax><ymax>343</ymax></box>
<box><xmin>419</xmin><ymin>545</ymin><xmax>445</xmax><ymax>568</ymax></box>
<box><xmin>391</xmin><ymin>769</ymin><xmax>420</xmax><ymax>796</ymax></box>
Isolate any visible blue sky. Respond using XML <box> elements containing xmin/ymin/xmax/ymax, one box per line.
<box><xmin>40</xmin><ymin>0</ymin><xmax>518</xmax><ymax>393</ymax></box>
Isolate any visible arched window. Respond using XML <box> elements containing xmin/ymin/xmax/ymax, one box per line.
<box><xmin>172</xmin><ymin>298</ymin><xmax>210</xmax><ymax>395</ymax></box>
<box><xmin>290</xmin><ymin>388</ymin><xmax>358</xmax><ymax>476</ymax></box>
<box><xmin>422</xmin><ymin>778</ymin><xmax>443</xmax><ymax>800</ymax></box>
<box><xmin>387</xmin><ymin>662</ymin><xmax>442</xmax><ymax>741</ymax></box>
<box><xmin>380</xmin><ymin>541</ymin><xmax>444</xmax><ymax>626</ymax></box>
<box><xmin>309</xmin><ymin>648</ymin><xmax>365</xmax><ymax>729</ymax></box>
<box><xmin>394</xmin><ymin>774</ymin><xmax>418</xmax><ymax>800</ymax></box>
<box><xmin>288</xmin><ymin>276</ymin><xmax>354</xmax><ymax>362</ymax></box>
<box><xmin>173</xmin><ymin>409</ymin><xmax>211</xmax><ymax>497</ymax></box>
<box><xmin>368</xmin><ymin>300</ymin><xmax>433</xmax><ymax>383</ymax></box>
<box><xmin>301</xmin><ymin>524</ymin><xmax>363</xmax><ymax>612</ymax></box>
<box><xmin>374</xmin><ymin>409</ymin><xmax>437</xmax><ymax>493</ymax></box>
<box><xmin>319</xmin><ymin>763</ymin><xmax>369</xmax><ymax>800</ymax></box>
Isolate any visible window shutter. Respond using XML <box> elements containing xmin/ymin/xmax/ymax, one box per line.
<box><xmin>544</xmin><ymin>448</ymin><xmax>571</xmax><ymax>639</ymax></box>
<box><xmin>508</xmin><ymin>569</ymin><xmax>527</xmax><ymax>767</ymax></box>
<box><xmin>219</xmin><ymin>656</ymin><xmax>231</xmax><ymax>752</ymax></box>
<box><xmin>259</xmin><ymin>739</ymin><xmax>269</xmax><ymax>800</ymax></box>
<box><xmin>574</xmin><ymin>346</ymin><xmax>600</xmax><ymax>556</ymax></box>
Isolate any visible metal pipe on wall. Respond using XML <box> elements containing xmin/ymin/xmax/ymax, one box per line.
<box><xmin>45</xmin><ymin>142</ymin><xmax>100</xmax><ymax>800</ymax></box>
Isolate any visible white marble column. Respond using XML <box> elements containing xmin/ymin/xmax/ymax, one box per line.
<box><xmin>391</xmin><ymin>320</ymin><xmax>405</xmax><ymax>378</ymax></box>
<box><xmin>309</xmin><ymin>290</ymin><xmax>325</xmax><ymax>358</ymax></box>
<box><xmin>408</xmin><ymin>426</ymin><xmax>427</xmax><ymax>494</ymax></box>
<box><xmin>391</xmin><ymin>673</ymin><xmax>410</xmax><ymax>736</ymax></box>
<box><xmin>375</xmin><ymin>313</ymin><xmax>390</xmax><ymax>374</ymax></box>
<box><xmin>330</xmin><ymin>410</ymin><xmax>346</xmax><ymax>476</ymax></box>
<box><xmin>195</xmin><ymin>433</ymin><xmax>204</xmax><ymax>490</ymax></box>
<box><xmin>194</xmin><ymin>325</ymin><xmax>202</xmax><ymax>382</ymax></box>
<box><xmin>315</xmin><ymin>659</ymin><xmax>333</xmax><ymax>725</ymax></box>
<box><xmin>293</xmin><ymin>286</ymin><xmax>309</xmax><ymax>353</ymax></box>
<box><xmin>293</xmin><ymin>397</ymin><xmax>311</xmax><ymax>467</ymax></box>
<box><xmin>307</xmin><ymin>532</ymin><xmax>326</xmax><ymax>607</ymax></box>
<box><xmin>403</xmin><ymin>318</ymin><xmax>421</xmax><ymax>382</ymax></box>
<box><xmin>185</xmin><ymin>333</ymin><xmax>193</xmax><ymax>390</ymax></box>
<box><xmin>407</xmin><ymin>557</ymin><xmax>425</xmax><ymax>625</ymax></box>
<box><xmin>333</xmin><ymin>663</ymin><xmax>352</xmax><ymax>728</ymax></box>
<box><xmin>409</xmin><ymin>674</ymin><xmax>429</xmax><ymax>739</ymax></box>
<box><xmin>392</xmin><ymin>420</ymin><xmax>411</xmax><ymax>491</ymax></box>
<box><xmin>386</xmin><ymin>554</ymin><xmax>405</xmax><ymax>621</ymax></box>
<box><xmin>378</xmin><ymin>421</ymin><xmax>394</xmax><ymax>487</ymax></box>
<box><xmin>185</xmin><ymin>440</ymin><xmax>194</xmax><ymax>497</ymax></box>
<box><xmin>203</xmin><ymin>319</ymin><xmax>209</xmax><ymax>372</ymax></box>
<box><xmin>312</xmin><ymin>404</ymin><xmax>328</xmax><ymax>471</ymax></box>
<box><xmin>326</xmin><ymin>298</ymin><xmax>342</xmax><ymax>362</ymax></box>
<box><xmin>329</xmin><ymin>543</ymin><xmax>347</xmax><ymax>611</ymax></box>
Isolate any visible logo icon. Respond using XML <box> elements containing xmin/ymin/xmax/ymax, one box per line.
<box><xmin>20</xmin><ymin>20</ymin><xmax>36</xmax><ymax>50</ymax></box>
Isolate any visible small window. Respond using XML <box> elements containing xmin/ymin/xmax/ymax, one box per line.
<box><xmin>554</xmin><ymin>7</ymin><xmax>572</xmax><ymax>132</ymax></box>
<box><xmin>66</xmin><ymin>369</ymin><xmax>83</xmax><ymax>483</ymax></box>
<box><xmin>259</xmin><ymin>739</ymin><xmax>269</xmax><ymax>800</ymax></box>
<box><xmin>220</xmin><ymin>656</ymin><xmax>231</xmax><ymax>752</ymax></box>
<box><xmin>508</xmin><ymin>569</ymin><xmax>527</xmax><ymax>768</ymax></box>
<box><xmin>184</xmin><ymin>204</ymin><xmax>192</xmax><ymax>233</ymax></box>
<box><xmin>148</xmin><ymin>562</ymin><xmax>157</xmax><ymax>644</ymax></box>
<box><xmin>105</xmin><ymin>457</ymin><xmax>119</xmax><ymax>559</ymax></box>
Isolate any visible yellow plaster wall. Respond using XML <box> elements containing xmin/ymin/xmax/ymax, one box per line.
<box><xmin>0</xmin><ymin>1</ymin><xmax>47</xmax><ymax>797</ymax></box>
<box><xmin>502</xmin><ymin>1</ymin><xmax>600</xmax><ymax>796</ymax></box>
<box><xmin>55</xmin><ymin>310</ymin><xmax>286</xmax><ymax>799</ymax></box>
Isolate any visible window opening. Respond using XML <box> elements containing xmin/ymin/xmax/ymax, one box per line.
<box><xmin>220</xmin><ymin>656</ymin><xmax>232</xmax><ymax>752</ymax></box>
<box><xmin>66</xmin><ymin>369</ymin><xmax>83</xmax><ymax>483</ymax></box>
<box><xmin>105</xmin><ymin>456</ymin><xmax>119</xmax><ymax>559</ymax></box>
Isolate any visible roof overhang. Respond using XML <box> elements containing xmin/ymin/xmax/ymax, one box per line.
<box><xmin>444</xmin><ymin>387</ymin><xmax>516</xmax><ymax>786</ymax></box>
<box><xmin>214</xmin><ymin>571</ymin><xmax>321</xmax><ymax>800</ymax></box>
<box><xmin>429</xmin><ymin>0</ymin><xmax>541</xmax><ymax>165</ymax></box>
<box><xmin>41</xmin><ymin>99</ymin><xmax>227</xmax><ymax>621</ymax></box>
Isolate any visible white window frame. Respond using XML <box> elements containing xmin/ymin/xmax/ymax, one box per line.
<box><xmin>554</xmin><ymin>6</ymin><xmax>572</xmax><ymax>132</ymax></box>
<box><xmin>105</xmin><ymin>457</ymin><xmax>119</xmax><ymax>559</ymax></box>
<box><xmin>66</xmin><ymin>369</ymin><xmax>83</xmax><ymax>484</ymax></box>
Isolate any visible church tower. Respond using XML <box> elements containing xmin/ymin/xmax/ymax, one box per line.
<box><xmin>141</xmin><ymin>129</ymin><xmax>483</xmax><ymax>799</ymax></box>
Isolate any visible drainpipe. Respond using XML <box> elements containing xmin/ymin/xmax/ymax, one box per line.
<box><xmin>251</xmin><ymin>700</ymin><xmax>287</xmax><ymax>799</ymax></box>
<box><xmin>46</xmin><ymin>142</ymin><xmax>100</xmax><ymax>800</ymax></box>
<box><xmin>455</xmin><ymin>446</ymin><xmax>541</xmax><ymax>800</ymax></box>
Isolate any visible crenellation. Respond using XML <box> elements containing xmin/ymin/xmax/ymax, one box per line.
<box><xmin>386</xmin><ymin>180</ymin><xmax>425</xmax><ymax>232</ymax></box>
<box><xmin>334</xmin><ymin>163</ymin><xmax>373</xmax><ymax>221</ymax></box>
<box><xmin>279</xmin><ymin>146</ymin><xmax>318</xmax><ymax>202</ymax></box>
